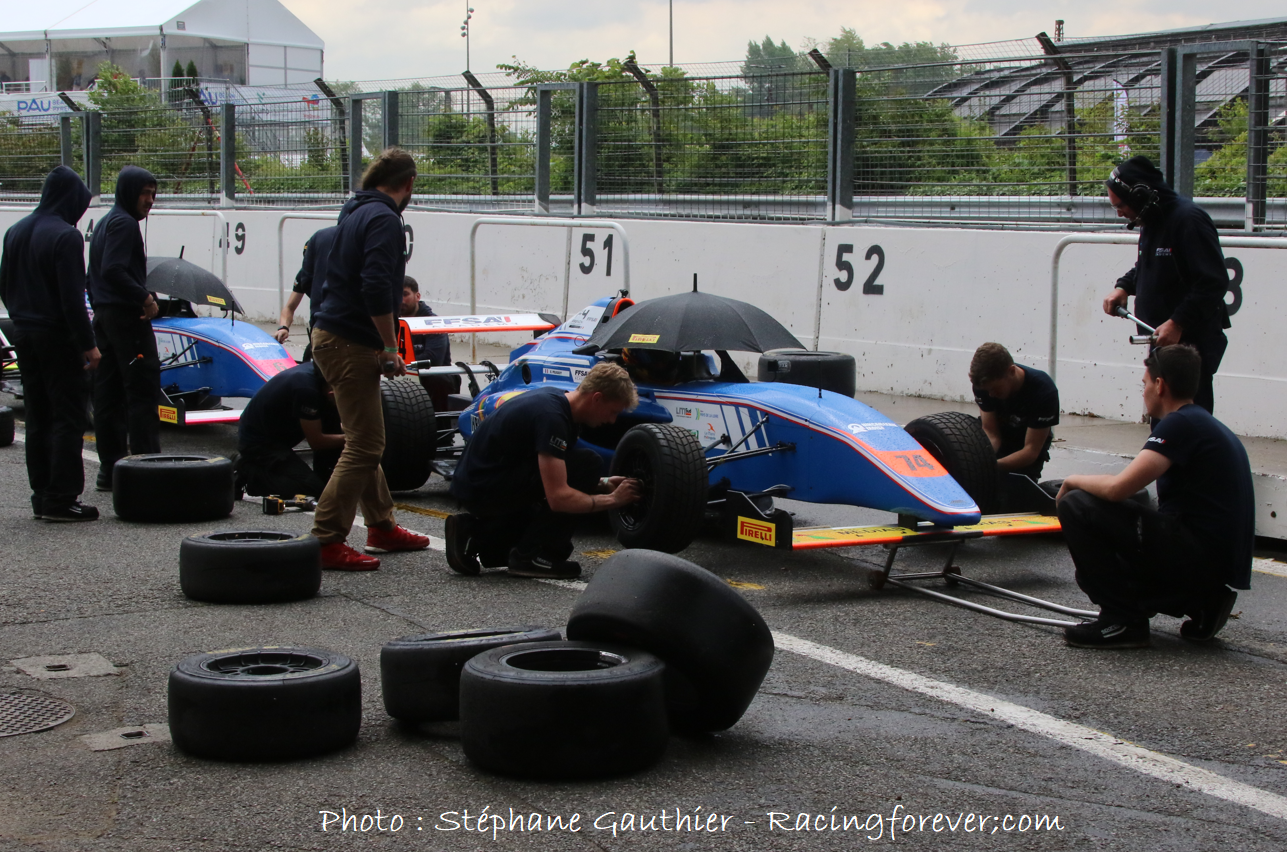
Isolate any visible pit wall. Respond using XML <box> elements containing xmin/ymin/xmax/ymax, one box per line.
<box><xmin>1</xmin><ymin>205</ymin><xmax>1282</xmax><ymax>439</ymax></box>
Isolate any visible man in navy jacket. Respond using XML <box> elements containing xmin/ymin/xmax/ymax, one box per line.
<box><xmin>0</xmin><ymin>166</ymin><xmax>101</xmax><ymax>521</ymax></box>
<box><xmin>87</xmin><ymin>165</ymin><xmax>161</xmax><ymax>489</ymax></box>
<box><xmin>308</xmin><ymin>148</ymin><xmax>428</xmax><ymax>570</ymax></box>
<box><xmin>275</xmin><ymin>224</ymin><xmax>338</xmax><ymax>361</ymax></box>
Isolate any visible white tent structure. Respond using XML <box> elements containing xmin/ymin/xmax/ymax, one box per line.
<box><xmin>0</xmin><ymin>0</ymin><xmax>323</xmax><ymax>92</ymax></box>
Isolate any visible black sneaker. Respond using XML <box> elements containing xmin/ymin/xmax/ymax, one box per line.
<box><xmin>507</xmin><ymin>550</ymin><xmax>581</xmax><ymax>580</ymax></box>
<box><xmin>444</xmin><ymin>513</ymin><xmax>481</xmax><ymax>576</ymax></box>
<box><xmin>31</xmin><ymin>497</ymin><xmax>43</xmax><ymax>520</ymax></box>
<box><xmin>42</xmin><ymin>502</ymin><xmax>100</xmax><ymax>523</ymax></box>
<box><xmin>95</xmin><ymin>472</ymin><xmax>112</xmax><ymax>492</ymax></box>
<box><xmin>1064</xmin><ymin>617</ymin><xmax>1150</xmax><ymax>649</ymax></box>
<box><xmin>1180</xmin><ymin>589</ymin><xmax>1238</xmax><ymax>642</ymax></box>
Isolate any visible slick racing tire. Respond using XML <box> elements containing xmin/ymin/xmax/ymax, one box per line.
<box><xmin>380</xmin><ymin>377</ymin><xmax>436</xmax><ymax>492</ymax></box>
<box><xmin>757</xmin><ymin>349</ymin><xmax>857</xmax><ymax>399</ymax></box>
<box><xmin>179</xmin><ymin>530</ymin><xmax>321</xmax><ymax>604</ymax></box>
<box><xmin>0</xmin><ymin>405</ymin><xmax>13</xmax><ymax>447</ymax></box>
<box><xmin>380</xmin><ymin>626</ymin><xmax>562</xmax><ymax>723</ymax></box>
<box><xmin>609</xmin><ymin>424</ymin><xmax>707</xmax><ymax>553</ymax></box>
<box><xmin>168</xmin><ymin>647</ymin><xmax>361</xmax><ymax>761</ymax></box>
<box><xmin>112</xmin><ymin>454</ymin><xmax>235</xmax><ymax>523</ymax></box>
<box><xmin>459</xmin><ymin>640</ymin><xmax>668</xmax><ymax>779</ymax></box>
<box><xmin>904</xmin><ymin>411</ymin><xmax>998</xmax><ymax>515</ymax></box>
<box><xmin>567</xmin><ymin>549</ymin><xmax>774</xmax><ymax>733</ymax></box>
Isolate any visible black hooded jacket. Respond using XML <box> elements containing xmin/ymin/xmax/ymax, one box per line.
<box><xmin>0</xmin><ymin>166</ymin><xmax>95</xmax><ymax>351</ymax></box>
<box><xmin>311</xmin><ymin>190</ymin><xmax>406</xmax><ymax>350</ymax></box>
<box><xmin>1112</xmin><ymin>159</ymin><xmax>1230</xmax><ymax>340</ymax></box>
<box><xmin>88</xmin><ymin>165</ymin><xmax>156</xmax><ymax>309</ymax></box>
<box><xmin>292</xmin><ymin>225</ymin><xmax>338</xmax><ymax>310</ymax></box>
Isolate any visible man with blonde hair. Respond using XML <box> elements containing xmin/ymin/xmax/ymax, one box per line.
<box><xmin>446</xmin><ymin>362</ymin><xmax>642</xmax><ymax>579</ymax></box>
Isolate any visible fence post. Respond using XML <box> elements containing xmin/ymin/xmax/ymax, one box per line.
<box><xmin>59</xmin><ymin>115</ymin><xmax>74</xmax><ymax>168</ymax></box>
<box><xmin>81</xmin><ymin>111</ymin><xmax>101</xmax><ymax>202</ymax></box>
<box><xmin>382</xmin><ymin>90</ymin><xmax>399</xmax><ymax>150</ymax></box>
<box><xmin>1172</xmin><ymin>51</ymin><xmax>1198</xmax><ymax>198</ymax></box>
<box><xmin>827</xmin><ymin>69</ymin><xmax>855</xmax><ymax>222</ymax></box>
<box><xmin>348</xmin><ymin>97</ymin><xmax>364</xmax><ymax>193</ymax></box>
<box><xmin>1246</xmin><ymin>43</ymin><xmax>1269</xmax><ymax>231</ymax></box>
<box><xmin>578</xmin><ymin>82</ymin><xmax>598</xmax><ymax>215</ymax></box>
<box><xmin>220</xmin><ymin>103</ymin><xmax>236</xmax><ymax>206</ymax></box>
<box><xmin>1158</xmin><ymin>48</ymin><xmax>1178</xmax><ymax>187</ymax></box>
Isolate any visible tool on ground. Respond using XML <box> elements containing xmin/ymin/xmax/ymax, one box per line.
<box><xmin>1113</xmin><ymin>305</ymin><xmax>1158</xmax><ymax>345</ymax></box>
<box><xmin>263</xmin><ymin>495</ymin><xmax>317</xmax><ymax>515</ymax></box>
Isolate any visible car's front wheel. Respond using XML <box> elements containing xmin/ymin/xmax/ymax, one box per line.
<box><xmin>609</xmin><ymin>424</ymin><xmax>707</xmax><ymax>553</ymax></box>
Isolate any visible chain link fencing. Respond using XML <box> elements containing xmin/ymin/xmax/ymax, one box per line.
<box><xmin>0</xmin><ymin>114</ymin><xmax>66</xmax><ymax>199</ymax></box>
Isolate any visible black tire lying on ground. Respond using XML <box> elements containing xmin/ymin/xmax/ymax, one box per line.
<box><xmin>757</xmin><ymin>349</ymin><xmax>857</xmax><ymax>398</ymax></box>
<box><xmin>459</xmin><ymin>640</ymin><xmax>668</xmax><ymax>779</ymax></box>
<box><xmin>168</xmin><ymin>646</ymin><xmax>361</xmax><ymax>761</ymax></box>
<box><xmin>903</xmin><ymin>411</ymin><xmax>998</xmax><ymax>515</ymax></box>
<box><xmin>0</xmin><ymin>405</ymin><xmax>13</xmax><ymax>447</ymax></box>
<box><xmin>179</xmin><ymin>530</ymin><xmax>321</xmax><ymax>604</ymax></box>
<box><xmin>113</xmin><ymin>454</ymin><xmax>235</xmax><ymax>523</ymax></box>
<box><xmin>609</xmin><ymin>424</ymin><xmax>708</xmax><ymax>553</ymax></box>
<box><xmin>380</xmin><ymin>376</ymin><xmax>436</xmax><ymax>492</ymax></box>
<box><xmin>381</xmin><ymin>626</ymin><xmax>562</xmax><ymax>723</ymax></box>
<box><xmin>566</xmin><ymin>549</ymin><xmax>774</xmax><ymax>733</ymax></box>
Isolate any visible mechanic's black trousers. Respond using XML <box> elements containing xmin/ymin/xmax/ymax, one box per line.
<box><xmin>12</xmin><ymin>329</ymin><xmax>90</xmax><ymax>513</ymax></box>
<box><xmin>1057</xmin><ymin>490</ymin><xmax>1226</xmax><ymax>623</ymax></box>
<box><xmin>235</xmin><ymin>444</ymin><xmax>337</xmax><ymax>499</ymax></box>
<box><xmin>464</xmin><ymin>448</ymin><xmax>604</xmax><ymax>564</ymax></box>
<box><xmin>92</xmin><ymin>306</ymin><xmax>161</xmax><ymax>471</ymax></box>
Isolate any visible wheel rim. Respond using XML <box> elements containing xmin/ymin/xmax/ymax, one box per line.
<box><xmin>204</xmin><ymin>651</ymin><xmax>327</xmax><ymax>676</ymax></box>
<box><xmin>205</xmin><ymin>531</ymin><xmax>297</xmax><ymax>543</ymax></box>
<box><xmin>614</xmin><ymin>447</ymin><xmax>654</xmax><ymax>531</ymax></box>
<box><xmin>503</xmin><ymin>648</ymin><xmax>628</xmax><ymax>672</ymax></box>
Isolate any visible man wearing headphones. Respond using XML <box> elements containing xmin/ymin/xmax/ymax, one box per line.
<box><xmin>1101</xmin><ymin>156</ymin><xmax>1231</xmax><ymax>413</ymax></box>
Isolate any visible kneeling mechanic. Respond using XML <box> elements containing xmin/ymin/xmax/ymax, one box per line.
<box><xmin>445</xmin><ymin>362</ymin><xmax>642</xmax><ymax>579</ymax></box>
<box><xmin>235</xmin><ymin>361</ymin><xmax>343</xmax><ymax>499</ymax></box>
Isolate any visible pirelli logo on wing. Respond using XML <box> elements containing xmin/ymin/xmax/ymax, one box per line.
<box><xmin>737</xmin><ymin>516</ymin><xmax>776</xmax><ymax>547</ymax></box>
<box><xmin>628</xmin><ymin>333</ymin><xmax>660</xmax><ymax>344</ymax></box>
<box><xmin>158</xmin><ymin>405</ymin><xmax>180</xmax><ymax>425</ymax></box>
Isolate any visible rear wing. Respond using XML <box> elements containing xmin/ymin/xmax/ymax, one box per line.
<box><xmin>397</xmin><ymin>313</ymin><xmax>558</xmax><ymax>363</ymax></box>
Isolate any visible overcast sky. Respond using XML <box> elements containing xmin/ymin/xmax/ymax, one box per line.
<box><xmin>278</xmin><ymin>0</ymin><xmax>1284</xmax><ymax>82</ymax></box>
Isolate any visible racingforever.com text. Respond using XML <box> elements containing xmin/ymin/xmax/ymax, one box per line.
<box><xmin>318</xmin><ymin>805</ymin><xmax>1065</xmax><ymax>840</ymax></box>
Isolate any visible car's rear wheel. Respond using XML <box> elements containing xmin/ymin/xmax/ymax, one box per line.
<box><xmin>609</xmin><ymin>424</ymin><xmax>707</xmax><ymax>553</ymax></box>
<box><xmin>904</xmin><ymin>411</ymin><xmax>998</xmax><ymax>514</ymax></box>
<box><xmin>380</xmin><ymin>377</ymin><xmax>435</xmax><ymax>492</ymax></box>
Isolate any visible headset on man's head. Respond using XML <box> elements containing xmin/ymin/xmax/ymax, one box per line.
<box><xmin>1105</xmin><ymin>167</ymin><xmax>1160</xmax><ymax>229</ymax></box>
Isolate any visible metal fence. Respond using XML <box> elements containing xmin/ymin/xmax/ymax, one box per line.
<box><xmin>1</xmin><ymin>38</ymin><xmax>1284</xmax><ymax>229</ymax></box>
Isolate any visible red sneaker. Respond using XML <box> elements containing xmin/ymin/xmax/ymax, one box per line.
<box><xmin>320</xmin><ymin>542</ymin><xmax>381</xmax><ymax>571</ymax></box>
<box><xmin>365</xmin><ymin>523</ymin><xmax>430</xmax><ymax>554</ymax></box>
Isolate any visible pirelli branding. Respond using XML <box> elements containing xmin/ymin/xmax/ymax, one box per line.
<box><xmin>737</xmin><ymin>516</ymin><xmax>776</xmax><ymax>547</ymax></box>
<box><xmin>158</xmin><ymin>405</ymin><xmax>180</xmax><ymax>425</ymax></box>
<box><xmin>628</xmin><ymin>333</ymin><xmax>660</xmax><ymax>344</ymax></box>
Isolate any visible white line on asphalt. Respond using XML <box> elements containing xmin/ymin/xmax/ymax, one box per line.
<box><xmin>1254</xmin><ymin>557</ymin><xmax>1287</xmax><ymax>578</ymax></box>
<box><xmin>771</xmin><ymin>631</ymin><xmax>1287</xmax><ymax>823</ymax></box>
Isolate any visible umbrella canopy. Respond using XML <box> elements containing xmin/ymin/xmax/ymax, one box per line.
<box><xmin>577</xmin><ymin>291</ymin><xmax>803</xmax><ymax>354</ymax></box>
<box><xmin>145</xmin><ymin>257</ymin><xmax>243</xmax><ymax>313</ymax></box>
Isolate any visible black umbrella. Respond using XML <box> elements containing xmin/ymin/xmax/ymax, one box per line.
<box><xmin>577</xmin><ymin>290</ymin><xmax>804</xmax><ymax>354</ymax></box>
<box><xmin>145</xmin><ymin>257</ymin><xmax>243</xmax><ymax>313</ymax></box>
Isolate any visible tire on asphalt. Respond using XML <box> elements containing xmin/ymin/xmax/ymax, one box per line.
<box><xmin>380</xmin><ymin>626</ymin><xmax>563</xmax><ymax>723</ymax></box>
<box><xmin>380</xmin><ymin>376</ymin><xmax>436</xmax><ymax>492</ymax></box>
<box><xmin>566</xmin><ymin>549</ymin><xmax>774</xmax><ymax>733</ymax></box>
<box><xmin>168</xmin><ymin>646</ymin><xmax>361</xmax><ymax>761</ymax></box>
<box><xmin>112</xmin><ymin>454</ymin><xmax>235</xmax><ymax>523</ymax></box>
<box><xmin>459</xmin><ymin>640</ymin><xmax>668</xmax><ymax>779</ymax></box>
<box><xmin>903</xmin><ymin>411</ymin><xmax>999</xmax><ymax>514</ymax></box>
<box><xmin>609</xmin><ymin>424</ymin><xmax>708</xmax><ymax>553</ymax></box>
<box><xmin>179</xmin><ymin>530</ymin><xmax>321</xmax><ymax>604</ymax></box>
<box><xmin>0</xmin><ymin>405</ymin><xmax>13</xmax><ymax>447</ymax></box>
<box><xmin>757</xmin><ymin>349</ymin><xmax>857</xmax><ymax>398</ymax></box>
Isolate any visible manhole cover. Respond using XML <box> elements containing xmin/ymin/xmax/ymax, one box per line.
<box><xmin>0</xmin><ymin>691</ymin><xmax>76</xmax><ymax>738</ymax></box>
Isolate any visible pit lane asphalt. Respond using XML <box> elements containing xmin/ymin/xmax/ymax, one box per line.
<box><xmin>3</xmin><ymin>406</ymin><xmax>1287</xmax><ymax>851</ymax></box>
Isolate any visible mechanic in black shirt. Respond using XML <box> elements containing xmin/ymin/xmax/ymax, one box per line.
<box><xmin>1100</xmin><ymin>156</ymin><xmax>1230</xmax><ymax>414</ymax></box>
<box><xmin>87</xmin><ymin>165</ymin><xmax>162</xmax><ymax>490</ymax></box>
<box><xmin>1056</xmin><ymin>345</ymin><xmax>1253</xmax><ymax>649</ymax></box>
<box><xmin>969</xmin><ymin>342</ymin><xmax>1059</xmax><ymax>480</ymax></box>
<box><xmin>400</xmin><ymin>275</ymin><xmax>450</xmax><ymax>366</ymax></box>
<box><xmin>274</xmin><ymin>224</ymin><xmax>337</xmax><ymax>361</ymax></box>
<box><xmin>0</xmin><ymin>166</ymin><xmax>101</xmax><ymax>521</ymax></box>
<box><xmin>234</xmin><ymin>362</ymin><xmax>343</xmax><ymax>498</ymax></box>
<box><xmin>446</xmin><ymin>362</ymin><xmax>642</xmax><ymax>579</ymax></box>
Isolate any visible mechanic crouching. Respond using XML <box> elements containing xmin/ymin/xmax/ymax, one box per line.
<box><xmin>445</xmin><ymin>363</ymin><xmax>642</xmax><ymax>580</ymax></box>
<box><xmin>969</xmin><ymin>342</ymin><xmax>1059</xmax><ymax>484</ymax></box>
<box><xmin>1056</xmin><ymin>345</ymin><xmax>1254</xmax><ymax>649</ymax></box>
<box><xmin>234</xmin><ymin>362</ymin><xmax>342</xmax><ymax>499</ymax></box>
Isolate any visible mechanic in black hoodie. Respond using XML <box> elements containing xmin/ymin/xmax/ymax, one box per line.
<box><xmin>87</xmin><ymin>165</ymin><xmax>161</xmax><ymax>489</ymax></box>
<box><xmin>307</xmin><ymin>148</ymin><xmax>428</xmax><ymax>571</ymax></box>
<box><xmin>0</xmin><ymin>166</ymin><xmax>101</xmax><ymax>521</ymax></box>
<box><xmin>1101</xmin><ymin>156</ymin><xmax>1231</xmax><ymax>414</ymax></box>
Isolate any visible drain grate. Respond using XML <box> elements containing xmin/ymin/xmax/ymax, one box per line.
<box><xmin>0</xmin><ymin>690</ymin><xmax>76</xmax><ymax>738</ymax></box>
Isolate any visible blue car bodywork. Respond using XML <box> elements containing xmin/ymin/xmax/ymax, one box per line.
<box><xmin>152</xmin><ymin>316</ymin><xmax>295</xmax><ymax>399</ymax></box>
<box><xmin>460</xmin><ymin>297</ymin><xmax>981</xmax><ymax>527</ymax></box>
